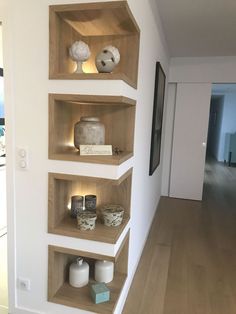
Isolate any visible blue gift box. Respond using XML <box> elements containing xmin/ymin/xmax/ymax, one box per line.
<box><xmin>90</xmin><ymin>282</ymin><xmax>110</xmax><ymax>304</ymax></box>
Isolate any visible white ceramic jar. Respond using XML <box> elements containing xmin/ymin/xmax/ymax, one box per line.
<box><xmin>74</xmin><ymin>116</ymin><xmax>105</xmax><ymax>149</ymax></box>
<box><xmin>95</xmin><ymin>260</ymin><xmax>114</xmax><ymax>283</ymax></box>
<box><xmin>69</xmin><ymin>257</ymin><xmax>89</xmax><ymax>288</ymax></box>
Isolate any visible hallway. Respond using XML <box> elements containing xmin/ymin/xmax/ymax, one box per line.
<box><xmin>123</xmin><ymin>159</ymin><xmax>236</xmax><ymax>314</ymax></box>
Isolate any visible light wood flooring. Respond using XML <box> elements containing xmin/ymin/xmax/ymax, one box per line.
<box><xmin>123</xmin><ymin>159</ymin><xmax>236</xmax><ymax>314</ymax></box>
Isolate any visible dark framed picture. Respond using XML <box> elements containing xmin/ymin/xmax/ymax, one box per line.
<box><xmin>149</xmin><ymin>62</ymin><xmax>166</xmax><ymax>175</ymax></box>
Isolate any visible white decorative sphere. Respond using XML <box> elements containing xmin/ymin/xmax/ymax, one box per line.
<box><xmin>103</xmin><ymin>46</ymin><xmax>120</xmax><ymax>64</ymax></box>
<box><xmin>69</xmin><ymin>41</ymin><xmax>91</xmax><ymax>62</ymax></box>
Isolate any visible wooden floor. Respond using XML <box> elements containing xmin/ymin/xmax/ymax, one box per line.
<box><xmin>123</xmin><ymin>159</ymin><xmax>236</xmax><ymax>314</ymax></box>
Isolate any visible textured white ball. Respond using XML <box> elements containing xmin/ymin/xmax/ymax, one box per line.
<box><xmin>103</xmin><ymin>45</ymin><xmax>120</xmax><ymax>64</ymax></box>
<box><xmin>95</xmin><ymin>50</ymin><xmax>117</xmax><ymax>73</ymax></box>
<box><xmin>69</xmin><ymin>41</ymin><xmax>91</xmax><ymax>62</ymax></box>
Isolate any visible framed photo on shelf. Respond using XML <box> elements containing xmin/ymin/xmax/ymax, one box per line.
<box><xmin>149</xmin><ymin>62</ymin><xmax>166</xmax><ymax>176</ymax></box>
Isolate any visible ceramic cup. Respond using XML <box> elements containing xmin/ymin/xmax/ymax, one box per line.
<box><xmin>102</xmin><ymin>205</ymin><xmax>124</xmax><ymax>227</ymax></box>
<box><xmin>85</xmin><ymin>194</ymin><xmax>97</xmax><ymax>212</ymax></box>
<box><xmin>77</xmin><ymin>211</ymin><xmax>97</xmax><ymax>230</ymax></box>
<box><xmin>71</xmin><ymin>195</ymin><xmax>84</xmax><ymax>218</ymax></box>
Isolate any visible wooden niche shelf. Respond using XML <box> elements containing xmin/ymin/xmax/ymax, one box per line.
<box><xmin>48</xmin><ymin>233</ymin><xmax>129</xmax><ymax>313</ymax></box>
<box><xmin>48</xmin><ymin>169</ymin><xmax>132</xmax><ymax>244</ymax></box>
<box><xmin>49</xmin><ymin>1</ymin><xmax>140</xmax><ymax>88</ymax></box>
<box><xmin>49</xmin><ymin>94</ymin><xmax>136</xmax><ymax>165</ymax></box>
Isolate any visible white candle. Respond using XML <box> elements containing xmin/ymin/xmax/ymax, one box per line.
<box><xmin>95</xmin><ymin>260</ymin><xmax>114</xmax><ymax>283</ymax></box>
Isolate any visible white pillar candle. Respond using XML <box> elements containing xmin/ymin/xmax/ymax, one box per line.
<box><xmin>95</xmin><ymin>260</ymin><xmax>114</xmax><ymax>283</ymax></box>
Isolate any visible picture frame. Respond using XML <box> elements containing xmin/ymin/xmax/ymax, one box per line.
<box><xmin>149</xmin><ymin>62</ymin><xmax>166</xmax><ymax>175</ymax></box>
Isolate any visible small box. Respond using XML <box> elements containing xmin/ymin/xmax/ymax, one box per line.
<box><xmin>90</xmin><ymin>282</ymin><xmax>110</xmax><ymax>304</ymax></box>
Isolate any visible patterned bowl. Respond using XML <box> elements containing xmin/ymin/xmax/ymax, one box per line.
<box><xmin>102</xmin><ymin>205</ymin><xmax>124</xmax><ymax>227</ymax></box>
<box><xmin>77</xmin><ymin>211</ymin><xmax>97</xmax><ymax>230</ymax></box>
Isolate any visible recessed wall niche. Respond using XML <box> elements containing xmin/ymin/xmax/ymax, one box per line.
<box><xmin>48</xmin><ymin>232</ymin><xmax>129</xmax><ymax>313</ymax></box>
<box><xmin>48</xmin><ymin>169</ymin><xmax>132</xmax><ymax>243</ymax></box>
<box><xmin>49</xmin><ymin>1</ymin><xmax>140</xmax><ymax>88</ymax></box>
<box><xmin>48</xmin><ymin>94</ymin><xmax>136</xmax><ymax>165</ymax></box>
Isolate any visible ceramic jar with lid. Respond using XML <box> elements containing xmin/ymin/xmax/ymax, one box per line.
<box><xmin>74</xmin><ymin>116</ymin><xmax>105</xmax><ymax>150</ymax></box>
<box><xmin>95</xmin><ymin>260</ymin><xmax>114</xmax><ymax>283</ymax></box>
<box><xmin>69</xmin><ymin>257</ymin><xmax>89</xmax><ymax>288</ymax></box>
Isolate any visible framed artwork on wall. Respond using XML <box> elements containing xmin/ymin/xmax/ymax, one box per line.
<box><xmin>149</xmin><ymin>62</ymin><xmax>166</xmax><ymax>175</ymax></box>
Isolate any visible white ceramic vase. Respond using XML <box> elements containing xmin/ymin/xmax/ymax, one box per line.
<box><xmin>69</xmin><ymin>257</ymin><xmax>89</xmax><ymax>288</ymax></box>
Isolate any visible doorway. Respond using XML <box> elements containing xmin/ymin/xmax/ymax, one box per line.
<box><xmin>0</xmin><ymin>22</ymin><xmax>8</xmax><ymax>314</ymax></box>
<box><xmin>203</xmin><ymin>84</ymin><xmax>236</xmax><ymax>200</ymax></box>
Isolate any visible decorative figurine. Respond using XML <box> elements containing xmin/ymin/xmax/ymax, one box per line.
<box><xmin>69</xmin><ymin>40</ymin><xmax>91</xmax><ymax>73</ymax></box>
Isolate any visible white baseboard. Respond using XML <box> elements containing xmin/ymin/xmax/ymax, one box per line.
<box><xmin>9</xmin><ymin>307</ymin><xmax>45</xmax><ymax>314</ymax></box>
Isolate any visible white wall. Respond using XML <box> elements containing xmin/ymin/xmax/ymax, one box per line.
<box><xmin>0</xmin><ymin>167</ymin><xmax>6</xmax><ymax>233</ymax></box>
<box><xmin>1</xmin><ymin>0</ymin><xmax>169</xmax><ymax>313</ymax></box>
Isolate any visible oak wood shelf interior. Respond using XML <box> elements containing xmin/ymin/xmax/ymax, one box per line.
<box><xmin>48</xmin><ymin>94</ymin><xmax>136</xmax><ymax>165</ymax></box>
<box><xmin>49</xmin><ymin>1</ymin><xmax>140</xmax><ymax>88</ymax></box>
<box><xmin>48</xmin><ymin>233</ymin><xmax>129</xmax><ymax>313</ymax></box>
<box><xmin>48</xmin><ymin>169</ymin><xmax>132</xmax><ymax>244</ymax></box>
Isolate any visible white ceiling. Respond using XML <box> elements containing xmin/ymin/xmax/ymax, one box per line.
<box><xmin>156</xmin><ymin>0</ymin><xmax>236</xmax><ymax>57</ymax></box>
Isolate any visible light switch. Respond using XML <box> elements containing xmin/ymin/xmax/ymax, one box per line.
<box><xmin>17</xmin><ymin>147</ymin><xmax>28</xmax><ymax>170</ymax></box>
<box><xmin>19</xmin><ymin>160</ymin><xmax>27</xmax><ymax>169</ymax></box>
<box><xmin>18</xmin><ymin>148</ymin><xmax>26</xmax><ymax>158</ymax></box>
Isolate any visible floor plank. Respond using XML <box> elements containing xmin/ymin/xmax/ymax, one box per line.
<box><xmin>123</xmin><ymin>158</ymin><xmax>236</xmax><ymax>314</ymax></box>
